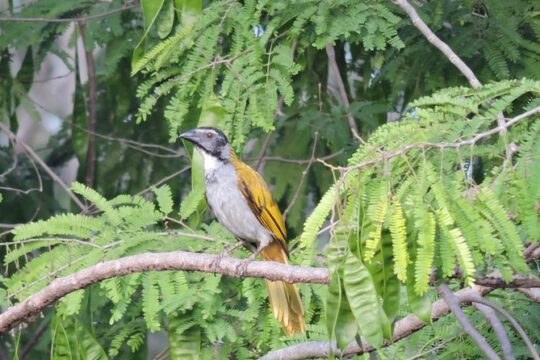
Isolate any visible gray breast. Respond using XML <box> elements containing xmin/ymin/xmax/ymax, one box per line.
<box><xmin>204</xmin><ymin>163</ymin><xmax>272</xmax><ymax>248</ymax></box>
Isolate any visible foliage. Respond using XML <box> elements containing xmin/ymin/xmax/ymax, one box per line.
<box><xmin>0</xmin><ymin>0</ymin><xmax>539</xmax><ymax>358</ymax></box>
<box><xmin>300</xmin><ymin>79</ymin><xmax>540</xmax><ymax>347</ymax></box>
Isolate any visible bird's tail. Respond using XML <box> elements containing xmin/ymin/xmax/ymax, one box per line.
<box><xmin>260</xmin><ymin>241</ymin><xmax>305</xmax><ymax>336</ymax></box>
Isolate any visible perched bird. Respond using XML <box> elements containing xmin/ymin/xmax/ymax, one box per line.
<box><xmin>179</xmin><ymin>127</ymin><xmax>305</xmax><ymax>336</ymax></box>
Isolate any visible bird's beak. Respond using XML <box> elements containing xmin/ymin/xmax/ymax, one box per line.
<box><xmin>178</xmin><ymin>129</ymin><xmax>200</xmax><ymax>145</ymax></box>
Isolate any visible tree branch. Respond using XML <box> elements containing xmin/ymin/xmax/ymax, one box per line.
<box><xmin>393</xmin><ymin>0</ymin><xmax>511</xmax><ymax>160</ymax></box>
<box><xmin>1</xmin><ymin>247</ymin><xmax>537</xmax><ymax>337</ymax></box>
<box><xmin>473</xmin><ymin>303</ymin><xmax>514</xmax><ymax>360</ymax></box>
<box><xmin>460</xmin><ymin>293</ymin><xmax>540</xmax><ymax>360</ymax></box>
<box><xmin>438</xmin><ymin>284</ymin><xmax>500</xmax><ymax>360</ymax></box>
<box><xmin>0</xmin><ymin>251</ymin><xmax>327</xmax><ymax>333</ymax></box>
<box><xmin>260</xmin><ymin>286</ymin><xmax>494</xmax><ymax>360</ymax></box>
<box><xmin>393</xmin><ymin>0</ymin><xmax>481</xmax><ymax>88</ymax></box>
<box><xmin>341</xmin><ymin>105</ymin><xmax>540</xmax><ymax>174</ymax></box>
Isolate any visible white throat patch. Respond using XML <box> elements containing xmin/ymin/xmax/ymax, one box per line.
<box><xmin>200</xmin><ymin>150</ymin><xmax>222</xmax><ymax>174</ymax></box>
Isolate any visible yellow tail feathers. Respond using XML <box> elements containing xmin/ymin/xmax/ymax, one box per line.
<box><xmin>261</xmin><ymin>242</ymin><xmax>305</xmax><ymax>336</ymax></box>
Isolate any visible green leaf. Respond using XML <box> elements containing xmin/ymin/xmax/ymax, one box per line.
<box><xmin>343</xmin><ymin>252</ymin><xmax>385</xmax><ymax>348</ymax></box>
<box><xmin>131</xmin><ymin>0</ymin><xmax>166</xmax><ymax>72</ymax></box>
<box><xmin>157</xmin><ymin>0</ymin><xmax>175</xmax><ymax>39</ymax></box>
<box><xmin>326</xmin><ymin>271</ymin><xmax>358</xmax><ymax>350</ymax></box>
<box><xmin>406</xmin><ymin>265</ymin><xmax>432</xmax><ymax>324</ymax></box>
<box><xmin>168</xmin><ymin>321</ymin><xmax>201</xmax><ymax>360</ymax></box>
<box><xmin>153</xmin><ymin>184</ymin><xmax>174</xmax><ymax>215</ymax></box>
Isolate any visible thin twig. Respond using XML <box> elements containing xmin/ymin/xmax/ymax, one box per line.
<box><xmin>254</xmin><ymin>131</ymin><xmax>274</xmax><ymax>171</ymax></box>
<box><xmin>283</xmin><ymin>130</ymin><xmax>319</xmax><ymax>218</ymax></box>
<box><xmin>0</xmin><ymin>122</ymin><xmax>86</xmax><ymax>211</ymax></box>
<box><xmin>20</xmin><ymin>320</ymin><xmax>48</xmax><ymax>359</ymax></box>
<box><xmin>462</xmin><ymin>293</ymin><xmax>540</xmax><ymax>360</ymax></box>
<box><xmin>393</xmin><ymin>0</ymin><xmax>481</xmax><ymax>88</ymax></box>
<box><xmin>474</xmin><ymin>303</ymin><xmax>515</xmax><ymax>360</ymax></box>
<box><xmin>393</xmin><ymin>0</ymin><xmax>511</xmax><ymax>161</ymax></box>
<box><xmin>0</xmin><ymin>4</ymin><xmax>137</xmax><ymax>23</ymax></box>
<box><xmin>136</xmin><ymin>166</ymin><xmax>191</xmax><ymax>195</ymax></box>
<box><xmin>438</xmin><ymin>284</ymin><xmax>500</xmax><ymax>360</ymax></box>
<box><xmin>340</xmin><ymin>106</ymin><xmax>540</xmax><ymax>174</ymax></box>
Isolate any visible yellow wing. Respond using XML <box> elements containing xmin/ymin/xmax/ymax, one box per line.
<box><xmin>230</xmin><ymin>153</ymin><xmax>288</xmax><ymax>251</ymax></box>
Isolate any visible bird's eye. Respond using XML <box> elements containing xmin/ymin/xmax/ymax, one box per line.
<box><xmin>206</xmin><ymin>132</ymin><xmax>214</xmax><ymax>139</ymax></box>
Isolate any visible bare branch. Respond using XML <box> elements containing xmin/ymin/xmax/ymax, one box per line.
<box><xmin>1</xmin><ymin>244</ymin><xmax>537</xmax><ymax>338</ymax></box>
<box><xmin>438</xmin><ymin>284</ymin><xmax>500</xmax><ymax>360</ymax></box>
<box><xmin>393</xmin><ymin>0</ymin><xmax>481</xmax><ymax>88</ymax></box>
<box><xmin>475</xmin><ymin>274</ymin><xmax>540</xmax><ymax>289</ymax></box>
<box><xmin>516</xmin><ymin>288</ymin><xmax>540</xmax><ymax>303</ymax></box>
<box><xmin>260</xmin><ymin>286</ymin><xmax>494</xmax><ymax>360</ymax></box>
<box><xmin>0</xmin><ymin>252</ymin><xmax>328</xmax><ymax>333</ymax></box>
<box><xmin>393</xmin><ymin>0</ymin><xmax>512</xmax><ymax>160</ymax></box>
<box><xmin>0</xmin><ymin>122</ymin><xmax>86</xmax><ymax>211</ymax></box>
<box><xmin>474</xmin><ymin>303</ymin><xmax>515</xmax><ymax>360</ymax></box>
<box><xmin>461</xmin><ymin>293</ymin><xmax>540</xmax><ymax>360</ymax></box>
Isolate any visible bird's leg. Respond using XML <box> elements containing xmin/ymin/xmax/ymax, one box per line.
<box><xmin>235</xmin><ymin>244</ymin><xmax>265</xmax><ymax>276</ymax></box>
<box><xmin>211</xmin><ymin>242</ymin><xmax>243</xmax><ymax>271</ymax></box>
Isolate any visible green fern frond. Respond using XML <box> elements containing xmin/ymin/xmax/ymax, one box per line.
<box><xmin>364</xmin><ymin>180</ymin><xmax>389</xmax><ymax>262</ymax></box>
<box><xmin>300</xmin><ymin>184</ymin><xmax>339</xmax><ymax>248</ymax></box>
<box><xmin>389</xmin><ymin>199</ymin><xmax>408</xmax><ymax>282</ymax></box>
<box><xmin>153</xmin><ymin>184</ymin><xmax>174</xmax><ymax>215</ymax></box>
<box><xmin>72</xmin><ymin>182</ymin><xmax>121</xmax><ymax>225</ymax></box>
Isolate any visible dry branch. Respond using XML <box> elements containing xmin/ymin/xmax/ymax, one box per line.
<box><xmin>1</xmin><ymin>248</ymin><xmax>538</xmax><ymax>336</ymax></box>
<box><xmin>0</xmin><ymin>251</ymin><xmax>327</xmax><ymax>333</ymax></box>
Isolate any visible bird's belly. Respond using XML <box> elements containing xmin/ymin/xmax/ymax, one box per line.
<box><xmin>205</xmin><ymin>177</ymin><xmax>269</xmax><ymax>244</ymax></box>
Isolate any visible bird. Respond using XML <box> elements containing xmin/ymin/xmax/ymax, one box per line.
<box><xmin>179</xmin><ymin>127</ymin><xmax>305</xmax><ymax>336</ymax></box>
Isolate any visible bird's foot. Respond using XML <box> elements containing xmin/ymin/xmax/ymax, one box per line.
<box><xmin>211</xmin><ymin>243</ymin><xmax>243</xmax><ymax>272</ymax></box>
<box><xmin>235</xmin><ymin>252</ymin><xmax>258</xmax><ymax>276</ymax></box>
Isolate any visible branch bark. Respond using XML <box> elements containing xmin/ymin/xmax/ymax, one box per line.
<box><xmin>1</xmin><ymin>248</ymin><xmax>537</xmax><ymax>337</ymax></box>
<box><xmin>474</xmin><ymin>303</ymin><xmax>514</xmax><ymax>360</ymax></box>
<box><xmin>0</xmin><ymin>251</ymin><xmax>328</xmax><ymax>333</ymax></box>
<box><xmin>393</xmin><ymin>0</ymin><xmax>481</xmax><ymax>88</ymax></box>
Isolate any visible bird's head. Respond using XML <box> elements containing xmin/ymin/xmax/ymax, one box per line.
<box><xmin>179</xmin><ymin>127</ymin><xmax>230</xmax><ymax>161</ymax></box>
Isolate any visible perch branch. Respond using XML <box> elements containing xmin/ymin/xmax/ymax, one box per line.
<box><xmin>0</xmin><ymin>251</ymin><xmax>327</xmax><ymax>333</ymax></box>
<box><xmin>1</xmin><ymin>247</ymin><xmax>538</xmax><ymax>337</ymax></box>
